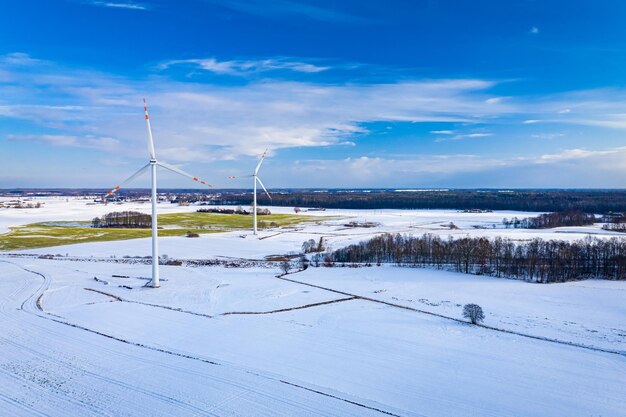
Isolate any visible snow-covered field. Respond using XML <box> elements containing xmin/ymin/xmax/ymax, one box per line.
<box><xmin>0</xmin><ymin>197</ymin><xmax>625</xmax><ymax>416</ymax></box>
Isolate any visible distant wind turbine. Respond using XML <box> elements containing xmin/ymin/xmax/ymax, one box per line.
<box><xmin>104</xmin><ymin>99</ymin><xmax>212</xmax><ymax>288</ymax></box>
<box><xmin>228</xmin><ymin>148</ymin><xmax>271</xmax><ymax>235</ymax></box>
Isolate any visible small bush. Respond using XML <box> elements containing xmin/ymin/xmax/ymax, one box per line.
<box><xmin>299</xmin><ymin>256</ymin><xmax>309</xmax><ymax>270</ymax></box>
<box><xmin>186</xmin><ymin>231</ymin><xmax>200</xmax><ymax>238</ymax></box>
<box><xmin>280</xmin><ymin>260</ymin><xmax>292</xmax><ymax>274</ymax></box>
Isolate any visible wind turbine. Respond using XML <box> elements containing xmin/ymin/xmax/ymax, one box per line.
<box><xmin>228</xmin><ymin>149</ymin><xmax>271</xmax><ymax>235</ymax></box>
<box><xmin>104</xmin><ymin>99</ymin><xmax>211</xmax><ymax>288</ymax></box>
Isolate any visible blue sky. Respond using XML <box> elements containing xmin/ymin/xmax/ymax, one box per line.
<box><xmin>1</xmin><ymin>0</ymin><xmax>626</xmax><ymax>189</ymax></box>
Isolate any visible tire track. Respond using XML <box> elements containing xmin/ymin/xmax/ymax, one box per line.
<box><xmin>222</xmin><ymin>296</ymin><xmax>357</xmax><ymax>315</ymax></box>
<box><xmin>279</xmin><ymin>380</ymin><xmax>413</xmax><ymax>417</ymax></box>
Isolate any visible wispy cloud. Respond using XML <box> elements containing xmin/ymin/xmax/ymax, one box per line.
<box><xmin>206</xmin><ymin>0</ymin><xmax>371</xmax><ymax>23</ymax></box>
<box><xmin>8</xmin><ymin>134</ymin><xmax>121</xmax><ymax>151</ymax></box>
<box><xmin>529</xmin><ymin>26</ymin><xmax>539</xmax><ymax>35</ymax></box>
<box><xmin>4</xmin><ymin>52</ymin><xmax>626</xmax><ymax>186</ymax></box>
<box><xmin>0</xmin><ymin>55</ymin><xmax>510</xmax><ymax>160</ymax></box>
<box><xmin>453</xmin><ymin>133</ymin><xmax>492</xmax><ymax>140</ymax></box>
<box><xmin>536</xmin><ymin>147</ymin><xmax>623</xmax><ymax>163</ymax></box>
<box><xmin>485</xmin><ymin>97</ymin><xmax>509</xmax><ymax>104</ymax></box>
<box><xmin>288</xmin><ymin>145</ymin><xmax>626</xmax><ymax>187</ymax></box>
<box><xmin>531</xmin><ymin>132</ymin><xmax>564</xmax><ymax>140</ymax></box>
<box><xmin>524</xmin><ymin>88</ymin><xmax>626</xmax><ymax>129</ymax></box>
<box><xmin>0</xmin><ymin>52</ymin><xmax>46</xmax><ymax>66</ymax></box>
<box><xmin>159</xmin><ymin>57</ymin><xmax>330</xmax><ymax>75</ymax></box>
<box><xmin>434</xmin><ymin>132</ymin><xmax>493</xmax><ymax>142</ymax></box>
<box><xmin>85</xmin><ymin>1</ymin><xmax>148</xmax><ymax>10</ymax></box>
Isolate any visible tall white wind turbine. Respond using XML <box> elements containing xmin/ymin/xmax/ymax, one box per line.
<box><xmin>104</xmin><ymin>99</ymin><xmax>212</xmax><ymax>288</ymax></box>
<box><xmin>228</xmin><ymin>148</ymin><xmax>271</xmax><ymax>235</ymax></box>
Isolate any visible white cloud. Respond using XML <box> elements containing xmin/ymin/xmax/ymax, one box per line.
<box><xmin>86</xmin><ymin>1</ymin><xmax>148</xmax><ymax>10</ymax></box>
<box><xmin>531</xmin><ymin>133</ymin><xmax>564</xmax><ymax>140</ymax></box>
<box><xmin>0</xmin><ymin>56</ymin><xmax>512</xmax><ymax>159</ymax></box>
<box><xmin>204</xmin><ymin>0</ymin><xmax>371</xmax><ymax>23</ymax></box>
<box><xmin>435</xmin><ymin>132</ymin><xmax>493</xmax><ymax>141</ymax></box>
<box><xmin>526</xmin><ymin>88</ymin><xmax>626</xmax><ymax>129</ymax></box>
<box><xmin>5</xmin><ymin>52</ymin><xmax>626</xmax><ymax>185</ymax></box>
<box><xmin>536</xmin><ymin>148</ymin><xmax>622</xmax><ymax>163</ymax></box>
<box><xmin>530</xmin><ymin>27</ymin><xmax>539</xmax><ymax>35</ymax></box>
<box><xmin>159</xmin><ymin>57</ymin><xmax>330</xmax><ymax>75</ymax></box>
<box><xmin>7</xmin><ymin>134</ymin><xmax>121</xmax><ymax>151</ymax></box>
<box><xmin>485</xmin><ymin>97</ymin><xmax>508</xmax><ymax>104</ymax></box>
<box><xmin>523</xmin><ymin>119</ymin><xmax>540</xmax><ymax>124</ymax></box>
<box><xmin>289</xmin><ymin>146</ymin><xmax>626</xmax><ymax>187</ymax></box>
<box><xmin>0</xmin><ymin>52</ymin><xmax>46</xmax><ymax>66</ymax></box>
<box><xmin>453</xmin><ymin>133</ymin><xmax>492</xmax><ymax>139</ymax></box>
<box><xmin>290</xmin><ymin>154</ymin><xmax>504</xmax><ymax>185</ymax></box>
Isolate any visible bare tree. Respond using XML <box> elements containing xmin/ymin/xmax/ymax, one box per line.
<box><xmin>280</xmin><ymin>260</ymin><xmax>292</xmax><ymax>275</ymax></box>
<box><xmin>463</xmin><ymin>304</ymin><xmax>485</xmax><ymax>325</ymax></box>
<box><xmin>298</xmin><ymin>256</ymin><xmax>309</xmax><ymax>270</ymax></box>
<box><xmin>328</xmin><ymin>232</ymin><xmax>626</xmax><ymax>282</ymax></box>
<box><xmin>302</xmin><ymin>239</ymin><xmax>316</xmax><ymax>253</ymax></box>
<box><xmin>317</xmin><ymin>237</ymin><xmax>326</xmax><ymax>252</ymax></box>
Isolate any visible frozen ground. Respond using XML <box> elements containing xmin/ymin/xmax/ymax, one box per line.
<box><xmin>2</xmin><ymin>196</ymin><xmax>623</xmax><ymax>243</ymax></box>
<box><xmin>0</xmin><ymin>196</ymin><xmax>202</xmax><ymax>234</ymax></box>
<box><xmin>0</xmin><ymin>197</ymin><xmax>625</xmax><ymax>416</ymax></box>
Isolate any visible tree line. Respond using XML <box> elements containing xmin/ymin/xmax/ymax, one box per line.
<box><xmin>327</xmin><ymin>233</ymin><xmax>626</xmax><ymax>282</ymax></box>
<box><xmin>197</xmin><ymin>207</ymin><xmax>271</xmax><ymax>215</ymax></box>
<box><xmin>92</xmin><ymin>211</ymin><xmax>151</xmax><ymax>228</ymax></box>
<box><xmin>602</xmin><ymin>213</ymin><xmax>626</xmax><ymax>233</ymax></box>
<box><xmin>211</xmin><ymin>190</ymin><xmax>626</xmax><ymax>213</ymax></box>
<box><xmin>502</xmin><ymin>210</ymin><xmax>596</xmax><ymax>229</ymax></box>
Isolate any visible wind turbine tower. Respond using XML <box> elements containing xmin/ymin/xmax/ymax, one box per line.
<box><xmin>104</xmin><ymin>99</ymin><xmax>212</xmax><ymax>287</ymax></box>
<box><xmin>228</xmin><ymin>149</ymin><xmax>271</xmax><ymax>235</ymax></box>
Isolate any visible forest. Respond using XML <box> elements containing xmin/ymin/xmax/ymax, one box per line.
<box><xmin>326</xmin><ymin>233</ymin><xmax>626</xmax><ymax>282</ymax></box>
<box><xmin>210</xmin><ymin>189</ymin><xmax>626</xmax><ymax>213</ymax></box>
<box><xmin>197</xmin><ymin>207</ymin><xmax>271</xmax><ymax>215</ymax></box>
<box><xmin>502</xmin><ymin>210</ymin><xmax>596</xmax><ymax>229</ymax></box>
<box><xmin>92</xmin><ymin>211</ymin><xmax>151</xmax><ymax>228</ymax></box>
<box><xmin>602</xmin><ymin>213</ymin><xmax>626</xmax><ymax>233</ymax></box>
<box><xmin>6</xmin><ymin>189</ymin><xmax>626</xmax><ymax>213</ymax></box>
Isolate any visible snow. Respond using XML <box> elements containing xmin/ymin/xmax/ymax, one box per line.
<box><xmin>0</xmin><ymin>196</ymin><xmax>202</xmax><ymax>234</ymax></box>
<box><xmin>0</xmin><ymin>198</ymin><xmax>625</xmax><ymax>416</ymax></box>
<box><xmin>293</xmin><ymin>266</ymin><xmax>626</xmax><ymax>352</ymax></box>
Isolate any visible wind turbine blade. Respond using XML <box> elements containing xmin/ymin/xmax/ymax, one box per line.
<box><xmin>254</xmin><ymin>148</ymin><xmax>268</xmax><ymax>175</ymax></box>
<box><xmin>157</xmin><ymin>161</ymin><xmax>212</xmax><ymax>187</ymax></box>
<box><xmin>104</xmin><ymin>163</ymin><xmax>150</xmax><ymax>199</ymax></box>
<box><xmin>256</xmin><ymin>176</ymin><xmax>271</xmax><ymax>200</ymax></box>
<box><xmin>144</xmin><ymin>98</ymin><xmax>156</xmax><ymax>160</ymax></box>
